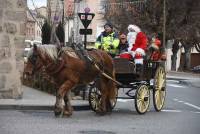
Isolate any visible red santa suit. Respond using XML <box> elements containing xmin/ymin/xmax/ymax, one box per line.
<box><xmin>129</xmin><ymin>25</ymin><xmax>148</xmax><ymax>64</ymax></box>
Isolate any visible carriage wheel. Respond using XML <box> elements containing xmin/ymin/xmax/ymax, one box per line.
<box><xmin>135</xmin><ymin>84</ymin><xmax>150</xmax><ymax>114</ymax></box>
<box><xmin>88</xmin><ymin>84</ymin><xmax>118</xmax><ymax>112</ymax></box>
<box><xmin>153</xmin><ymin>66</ymin><xmax>166</xmax><ymax>111</ymax></box>
<box><xmin>89</xmin><ymin>85</ymin><xmax>101</xmax><ymax>112</ymax></box>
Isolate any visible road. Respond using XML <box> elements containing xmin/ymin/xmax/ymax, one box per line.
<box><xmin>0</xmin><ymin>80</ymin><xmax>200</xmax><ymax>134</ymax></box>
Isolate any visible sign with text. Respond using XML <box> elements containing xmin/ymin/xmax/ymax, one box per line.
<box><xmin>79</xmin><ymin>29</ymin><xmax>92</xmax><ymax>35</ymax></box>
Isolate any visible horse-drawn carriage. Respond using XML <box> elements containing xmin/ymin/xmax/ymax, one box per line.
<box><xmin>24</xmin><ymin>41</ymin><xmax>166</xmax><ymax>117</ymax></box>
<box><xmin>88</xmin><ymin>55</ymin><xmax>166</xmax><ymax>114</ymax></box>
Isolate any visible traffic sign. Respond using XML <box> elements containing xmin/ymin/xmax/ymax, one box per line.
<box><xmin>79</xmin><ymin>29</ymin><xmax>92</xmax><ymax>35</ymax></box>
<box><xmin>78</xmin><ymin>13</ymin><xmax>95</xmax><ymax>28</ymax></box>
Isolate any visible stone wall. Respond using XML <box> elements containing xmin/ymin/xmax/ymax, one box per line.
<box><xmin>0</xmin><ymin>0</ymin><xmax>26</xmax><ymax>99</ymax></box>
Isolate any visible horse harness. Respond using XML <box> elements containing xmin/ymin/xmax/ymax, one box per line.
<box><xmin>45</xmin><ymin>58</ymin><xmax>65</xmax><ymax>75</ymax></box>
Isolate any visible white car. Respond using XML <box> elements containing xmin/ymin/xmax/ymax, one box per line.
<box><xmin>24</xmin><ymin>40</ymin><xmax>41</xmax><ymax>62</ymax></box>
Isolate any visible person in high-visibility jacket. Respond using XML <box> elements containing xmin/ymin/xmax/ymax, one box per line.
<box><xmin>95</xmin><ymin>23</ymin><xmax>120</xmax><ymax>57</ymax></box>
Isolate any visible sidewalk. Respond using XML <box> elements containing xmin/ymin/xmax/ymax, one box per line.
<box><xmin>166</xmin><ymin>71</ymin><xmax>200</xmax><ymax>88</ymax></box>
<box><xmin>0</xmin><ymin>86</ymin><xmax>90</xmax><ymax>111</ymax></box>
<box><xmin>0</xmin><ymin>71</ymin><xmax>199</xmax><ymax>111</ymax></box>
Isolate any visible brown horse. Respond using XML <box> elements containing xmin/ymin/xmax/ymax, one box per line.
<box><xmin>24</xmin><ymin>45</ymin><xmax>117</xmax><ymax>117</ymax></box>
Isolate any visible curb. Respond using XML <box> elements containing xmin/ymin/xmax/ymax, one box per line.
<box><xmin>0</xmin><ymin>105</ymin><xmax>90</xmax><ymax>111</ymax></box>
<box><xmin>167</xmin><ymin>77</ymin><xmax>200</xmax><ymax>88</ymax></box>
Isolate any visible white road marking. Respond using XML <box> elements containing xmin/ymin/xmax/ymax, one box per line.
<box><xmin>190</xmin><ymin>111</ymin><xmax>200</xmax><ymax>114</ymax></box>
<box><xmin>173</xmin><ymin>98</ymin><xmax>179</xmax><ymax>101</ymax></box>
<box><xmin>167</xmin><ymin>80</ymin><xmax>180</xmax><ymax>83</ymax></box>
<box><xmin>167</xmin><ymin>84</ymin><xmax>186</xmax><ymax>88</ymax></box>
<box><xmin>184</xmin><ymin>102</ymin><xmax>200</xmax><ymax>111</ymax></box>
<box><xmin>173</xmin><ymin>98</ymin><xmax>200</xmax><ymax>111</ymax></box>
<box><xmin>162</xmin><ymin>109</ymin><xmax>182</xmax><ymax>113</ymax></box>
<box><xmin>117</xmin><ymin>99</ymin><xmax>132</xmax><ymax>102</ymax></box>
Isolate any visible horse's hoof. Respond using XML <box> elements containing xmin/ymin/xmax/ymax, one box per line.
<box><xmin>63</xmin><ymin>111</ymin><xmax>72</xmax><ymax>117</ymax></box>
<box><xmin>54</xmin><ymin>109</ymin><xmax>64</xmax><ymax>117</ymax></box>
<box><xmin>106</xmin><ymin>107</ymin><xmax>112</xmax><ymax>113</ymax></box>
<box><xmin>96</xmin><ymin>110</ymin><xmax>106</xmax><ymax>116</ymax></box>
<box><xmin>107</xmin><ymin>111</ymin><xmax>112</xmax><ymax>115</ymax></box>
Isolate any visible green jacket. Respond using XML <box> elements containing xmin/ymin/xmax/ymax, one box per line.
<box><xmin>95</xmin><ymin>31</ymin><xmax>119</xmax><ymax>55</ymax></box>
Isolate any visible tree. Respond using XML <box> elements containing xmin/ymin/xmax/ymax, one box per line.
<box><xmin>166</xmin><ymin>0</ymin><xmax>200</xmax><ymax>70</ymax></box>
<box><xmin>56</xmin><ymin>22</ymin><xmax>65</xmax><ymax>44</ymax></box>
<box><xmin>41</xmin><ymin>20</ymin><xmax>51</xmax><ymax>44</ymax></box>
<box><xmin>102</xmin><ymin>0</ymin><xmax>163</xmax><ymax>34</ymax></box>
<box><xmin>103</xmin><ymin>0</ymin><xmax>200</xmax><ymax>70</ymax></box>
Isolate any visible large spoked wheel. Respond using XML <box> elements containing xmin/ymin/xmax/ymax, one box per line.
<box><xmin>88</xmin><ymin>84</ymin><xmax>118</xmax><ymax>112</ymax></box>
<box><xmin>153</xmin><ymin>66</ymin><xmax>166</xmax><ymax>111</ymax></box>
<box><xmin>135</xmin><ymin>84</ymin><xmax>150</xmax><ymax>114</ymax></box>
<box><xmin>88</xmin><ymin>85</ymin><xmax>101</xmax><ymax>112</ymax></box>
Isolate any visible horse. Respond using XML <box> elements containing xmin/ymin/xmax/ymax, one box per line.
<box><xmin>24</xmin><ymin>44</ymin><xmax>117</xmax><ymax>117</ymax></box>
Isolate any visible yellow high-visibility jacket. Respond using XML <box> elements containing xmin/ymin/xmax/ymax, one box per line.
<box><xmin>95</xmin><ymin>31</ymin><xmax>119</xmax><ymax>55</ymax></box>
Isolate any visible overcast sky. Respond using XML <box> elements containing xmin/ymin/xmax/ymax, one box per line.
<box><xmin>27</xmin><ymin>0</ymin><xmax>47</xmax><ymax>9</ymax></box>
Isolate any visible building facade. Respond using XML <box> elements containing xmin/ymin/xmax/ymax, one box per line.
<box><xmin>63</xmin><ymin>0</ymin><xmax>106</xmax><ymax>45</ymax></box>
<box><xmin>26</xmin><ymin>7</ymin><xmax>47</xmax><ymax>42</ymax></box>
<box><xmin>47</xmin><ymin>0</ymin><xmax>63</xmax><ymax>24</ymax></box>
<box><xmin>0</xmin><ymin>0</ymin><xmax>26</xmax><ymax>98</ymax></box>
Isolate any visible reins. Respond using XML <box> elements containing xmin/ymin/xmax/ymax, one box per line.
<box><xmin>93</xmin><ymin>62</ymin><xmax>122</xmax><ymax>86</ymax></box>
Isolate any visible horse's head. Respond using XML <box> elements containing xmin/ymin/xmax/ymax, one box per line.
<box><xmin>24</xmin><ymin>44</ymin><xmax>43</xmax><ymax>75</ymax></box>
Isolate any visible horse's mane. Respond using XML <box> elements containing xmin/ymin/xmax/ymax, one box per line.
<box><xmin>38</xmin><ymin>45</ymin><xmax>58</xmax><ymax>60</ymax></box>
<box><xmin>27</xmin><ymin>45</ymin><xmax>58</xmax><ymax>61</ymax></box>
<box><xmin>27</xmin><ymin>45</ymin><xmax>79</xmax><ymax>61</ymax></box>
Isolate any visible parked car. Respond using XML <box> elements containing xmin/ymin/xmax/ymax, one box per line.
<box><xmin>191</xmin><ymin>65</ymin><xmax>200</xmax><ymax>73</ymax></box>
<box><xmin>24</xmin><ymin>40</ymin><xmax>41</xmax><ymax>62</ymax></box>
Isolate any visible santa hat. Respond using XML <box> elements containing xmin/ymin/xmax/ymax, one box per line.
<box><xmin>128</xmin><ymin>24</ymin><xmax>141</xmax><ymax>33</ymax></box>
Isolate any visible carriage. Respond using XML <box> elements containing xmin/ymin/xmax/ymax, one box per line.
<box><xmin>24</xmin><ymin>41</ymin><xmax>166</xmax><ymax>116</ymax></box>
<box><xmin>88</xmin><ymin>55</ymin><xmax>166</xmax><ymax>114</ymax></box>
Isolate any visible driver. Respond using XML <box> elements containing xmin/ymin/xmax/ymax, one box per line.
<box><xmin>95</xmin><ymin>22</ymin><xmax>119</xmax><ymax>57</ymax></box>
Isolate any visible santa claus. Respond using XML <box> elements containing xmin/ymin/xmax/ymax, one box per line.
<box><xmin>128</xmin><ymin>25</ymin><xmax>148</xmax><ymax>74</ymax></box>
<box><xmin>129</xmin><ymin>25</ymin><xmax>148</xmax><ymax>64</ymax></box>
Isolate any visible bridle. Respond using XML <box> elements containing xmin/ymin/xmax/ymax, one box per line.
<box><xmin>28</xmin><ymin>51</ymin><xmax>42</xmax><ymax>74</ymax></box>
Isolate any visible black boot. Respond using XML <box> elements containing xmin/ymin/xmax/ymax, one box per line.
<box><xmin>136</xmin><ymin>64</ymin><xmax>144</xmax><ymax>78</ymax></box>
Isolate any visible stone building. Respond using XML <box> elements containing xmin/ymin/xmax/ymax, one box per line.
<box><xmin>26</xmin><ymin>7</ymin><xmax>47</xmax><ymax>42</ymax></box>
<box><xmin>0</xmin><ymin>0</ymin><xmax>26</xmax><ymax>99</ymax></box>
<box><xmin>26</xmin><ymin>10</ymin><xmax>35</xmax><ymax>41</ymax></box>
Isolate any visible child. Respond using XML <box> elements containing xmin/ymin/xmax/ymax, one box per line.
<box><xmin>118</xmin><ymin>33</ymin><xmax>132</xmax><ymax>60</ymax></box>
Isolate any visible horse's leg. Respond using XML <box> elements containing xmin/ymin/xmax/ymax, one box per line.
<box><xmin>54</xmin><ymin>80</ymin><xmax>75</xmax><ymax>117</ymax></box>
<box><xmin>63</xmin><ymin>91</ymin><xmax>73</xmax><ymax>117</ymax></box>
<box><xmin>96</xmin><ymin>77</ymin><xmax>108</xmax><ymax>115</ymax></box>
<box><xmin>106</xmin><ymin>80</ymin><xmax>117</xmax><ymax>113</ymax></box>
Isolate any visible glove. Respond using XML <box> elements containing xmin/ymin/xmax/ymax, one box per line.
<box><xmin>98</xmin><ymin>45</ymin><xmax>102</xmax><ymax>49</ymax></box>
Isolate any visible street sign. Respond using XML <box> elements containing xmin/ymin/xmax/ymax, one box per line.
<box><xmin>78</xmin><ymin>13</ymin><xmax>95</xmax><ymax>28</ymax></box>
<box><xmin>79</xmin><ymin>29</ymin><xmax>92</xmax><ymax>35</ymax></box>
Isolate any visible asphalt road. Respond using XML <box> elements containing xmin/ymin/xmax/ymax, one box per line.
<box><xmin>0</xmin><ymin>80</ymin><xmax>199</xmax><ymax>134</ymax></box>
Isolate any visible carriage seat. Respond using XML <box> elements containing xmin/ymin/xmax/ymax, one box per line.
<box><xmin>113</xmin><ymin>58</ymin><xmax>135</xmax><ymax>74</ymax></box>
